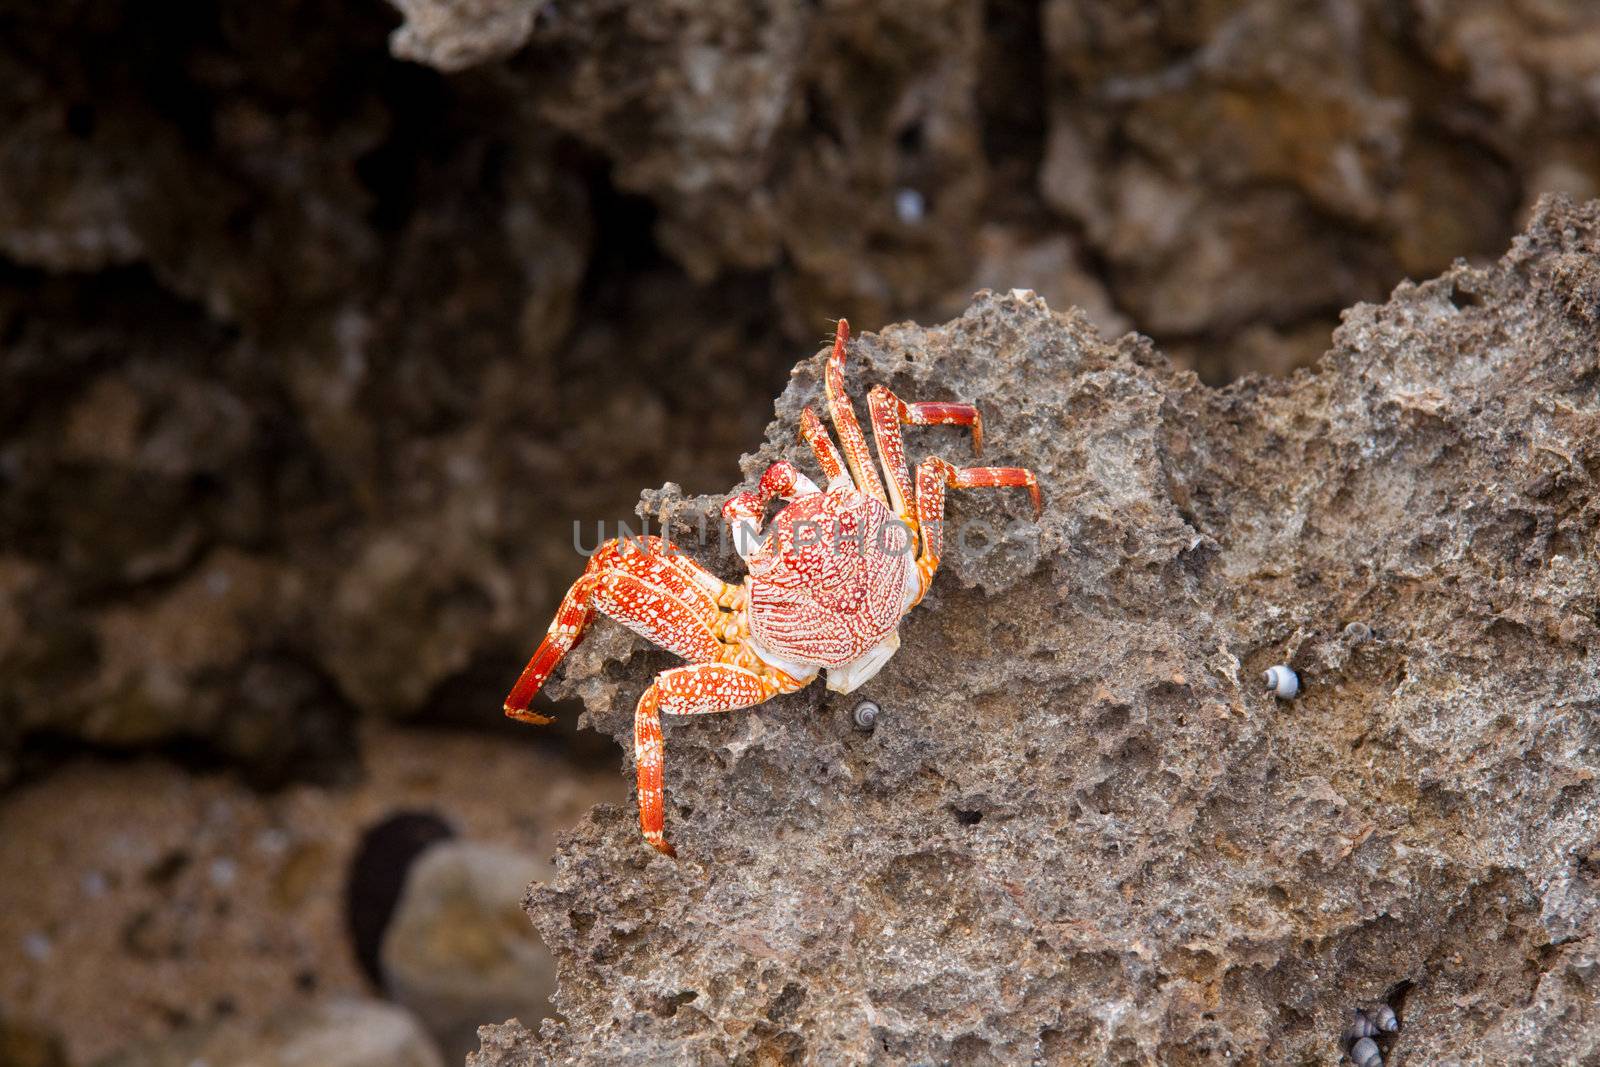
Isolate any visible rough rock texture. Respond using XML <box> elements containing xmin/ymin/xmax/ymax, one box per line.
<box><xmin>8</xmin><ymin>0</ymin><xmax>1600</xmax><ymax>785</ymax></box>
<box><xmin>8</xmin><ymin>5</ymin><xmax>1600</xmax><ymax>1056</ymax></box>
<box><xmin>502</xmin><ymin>0</ymin><xmax>990</xmax><ymax>333</ymax></box>
<box><xmin>0</xmin><ymin>724</ymin><xmax>617</xmax><ymax>1065</ymax></box>
<box><xmin>0</xmin><ymin>1</ymin><xmax>790</xmax><ymax>784</ymax></box>
<box><xmin>446</xmin><ymin>0</ymin><xmax>1600</xmax><ymax>370</ymax></box>
<box><xmin>472</xmin><ymin>198</ymin><xmax>1600</xmax><ymax>1064</ymax></box>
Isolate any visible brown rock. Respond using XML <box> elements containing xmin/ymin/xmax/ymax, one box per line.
<box><xmin>0</xmin><ymin>726</ymin><xmax>617</xmax><ymax>1065</ymax></box>
<box><xmin>386</xmin><ymin>0</ymin><xmax>538</xmax><ymax>72</ymax></box>
<box><xmin>11</xmin><ymin>0</ymin><xmax>1600</xmax><ymax>779</ymax></box>
<box><xmin>381</xmin><ymin>841</ymin><xmax>557</xmax><ymax>1061</ymax></box>
<box><xmin>475</xmin><ymin>197</ymin><xmax>1600</xmax><ymax>1064</ymax></box>
<box><xmin>95</xmin><ymin>998</ymin><xmax>445</xmax><ymax>1067</ymax></box>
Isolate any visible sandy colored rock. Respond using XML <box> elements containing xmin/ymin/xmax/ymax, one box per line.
<box><xmin>96</xmin><ymin>998</ymin><xmax>444</xmax><ymax>1067</ymax></box>
<box><xmin>381</xmin><ymin>841</ymin><xmax>557</xmax><ymax>1061</ymax></box>
<box><xmin>0</xmin><ymin>724</ymin><xmax>619</xmax><ymax>1065</ymax></box>
<box><xmin>386</xmin><ymin>0</ymin><xmax>539</xmax><ymax>72</ymax></box>
<box><xmin>472</xmin><ymin>197</ymin><xmax>1600</xmax><ymax>1064</ymax></box>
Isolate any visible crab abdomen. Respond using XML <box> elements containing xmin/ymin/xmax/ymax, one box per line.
<box><xmin>745</xmin><ymin>490</ymin><xmax>912</xmax><ymax>669</ymax></box>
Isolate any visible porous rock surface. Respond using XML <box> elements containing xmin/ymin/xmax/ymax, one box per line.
<box><xmin>9</xmin><ymin>0</ymin><xmax>1600</xmax><ymax>784</ymax></box>
<box><xmin>473</xmin><ymin>198</ymin><xmax>1600</xmax><ymax>1065</ymax></box>
<box><xmin>0</xmin><ymin>724</ymin><xmax>615</xmax><ymax>1065</ymax></box>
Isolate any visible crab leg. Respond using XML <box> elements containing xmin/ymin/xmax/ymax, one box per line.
<box><xmin>594</xmin><ymin>535</ymin><xmax>731</xmax><ymax>610</ymax></box>
<box><xmin>635</xmin><ymin>661</ymin><xmax>807</xmax><ymax>855</ymax></box>
<box><xmin>910</xmin><ymin>456</ymin><xmax>1042</xmax><ymax>604</ymax></box>
<box><xmin>799</xmin><ymin>407</ymin><xmax>849</xmax><ymax>488</ymax></box>
<box><xmin>905</xmin><ymin>402</ymin><xmax>984</xmax><ymax>454</ymax></box>
<box><xmin>866</xmin><ymin>385</ymin><xmax>985</xmax><ymax>518</ymax></box>
<box><xmin>503</xmin><ymin>537</ymin><xmax>731</xmax><ymax>723</ymax></box>
<box><xmin>824</xmin><ymin>320</ymin><xmax>889</xmax><ymax>504</ymax></box>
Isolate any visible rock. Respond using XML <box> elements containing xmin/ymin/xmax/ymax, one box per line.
<box><xmin>473</xmin><ymin>197</ymin><xmax>1600</xmax><ymax>1064</ymax></box>
<box><xmin>0</xmin><ymin>1016</ymin><xmax>68</xmax><ymax>1067</ymax></box>
<box><xmin>1467</xmin><ymin>944</ymin><xmax>1600</xmax><ymax>1065</ymax></box>
<box><xmin>95</xmin><ymin>998</ymin><xmax>445</xmax><ymax>1067</ymax></box>
<box><xmin>0</xmin><ymin>726</ymin><xmax>617</xmax><ymax>1065</ymax></box>
<box><xmin>10</xmin><ymin>0</ymin><xmax>1600</xmax><ymax>781</ymax></box>
<box><xmin>386</xmin><ymin>0</ymin><xmax>540</xmax><ymax>72</ymax></box>
<box><xmin>946</xmin><ymin>225</ymin><xmax>1132</xmax><ymax>341</ymax></box>
<box><xmin>0</xmin><ymin>3</ymin><xmax>790</xmax><ymax>783</ymax></box>
<box><xmin>511</xmin><ymin>0</ymin><xmax>992</xmax><ymax>330</ymax></box>
<box><xmin>381</xmin><ymin>841</ymin><xmax>556</xmax><ymax>1062</ymax></box>
<box><xmin>1035</xmin><ymin>0</ymin><xmax>1556</xmax><ymax>377</ymax></box>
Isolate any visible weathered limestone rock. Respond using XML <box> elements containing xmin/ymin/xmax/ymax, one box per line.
<box><xmin>1036</xmin><ymin>0</ymin><xmax>1571</xmax><ymax>380</ymax></box>
<box><xmin>473</xmin><ymin>197</ymin><xmax>1600</xmax><ymax>1064</ymax></box>
<box><xmin>509</xmin><ymin>0</ymin><xmax>990</xmax><ymax>333</ymax></box>
<box><xmin>381</xmin><ymin>841</ymin><xmax>557</xmax><ymax>1061</ymax></box>
<box><xmin>386</xmin><ymin>0</ymin><xmax>539</xmax><ymax>72</ymax></box>
<box><xmin>10</xmin><ymin>0</ymin><xmax>1600</xmax><ymax>784</ymax></box>
<box><xmin>97</xmin><ymin>998</ymin><xmax>444</xmax><ymax>1067</ymax></box>
<box><xmin>0</xmin><ymin>727</ymin><xmax>617</xmax><ymax>1065</ymax></box>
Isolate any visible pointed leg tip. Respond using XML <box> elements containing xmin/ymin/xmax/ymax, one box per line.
<box><xmin>646</xmin><ymin>835</ymin><xmax>677</xmax><ymax>858</ymax></box>
<box><xmin>504</xmin><ymin>703</ymin><xmax>555</xmax><ymax>726</ymax></box>
<box><xmin>830</xmin><ymin>319</ymin><xmax>851</xmax><ymax>358</ymax></box>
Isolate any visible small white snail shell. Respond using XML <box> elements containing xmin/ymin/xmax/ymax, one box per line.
<box><xmin>1370</xmin><ymin>1004</ymin><xmax>1398</xmax><ymax>1032</ymax></box>
<box><xmin>1264</xmin><ymin>664</ymin><xmax>1300</xmax><ymax>699</ymax></box>
<box><xmin>852</xmin><ymin>700</ymin><xmax>880</xmax><ymax>731</ymax></box>
<box><xmin>1344</xmin><ymin>1011</ymin><xmax>1377</xmax><ymax>1044</ymax></box>
<box><xmin>1349</xmin><ymin>1036</ymin><xmax>1382</xmax><ymax>1067</ymax></box>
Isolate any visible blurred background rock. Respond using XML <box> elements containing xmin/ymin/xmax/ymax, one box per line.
<box><xmin>2</xmin><ymin>0</ymin><xmax>1598</xmax><ymax>1061</ymax></box>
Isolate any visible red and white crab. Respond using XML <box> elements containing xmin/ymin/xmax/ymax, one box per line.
<box><xmin>503</xmin><ymin>320</ymin><xmax>1040</xmax><ymax>855</ymax></box>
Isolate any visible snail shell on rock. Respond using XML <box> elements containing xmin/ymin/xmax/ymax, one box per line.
<box><xmin>1264</xmin><ymin>664</ymin><xmax>1300</xmax><ymax>699</ymax></box>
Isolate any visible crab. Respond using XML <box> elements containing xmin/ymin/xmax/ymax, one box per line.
<box><xmin>503</xmin><ymin>320</ymin><xmax>1041</xmax><ymax>855</ymax></box>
